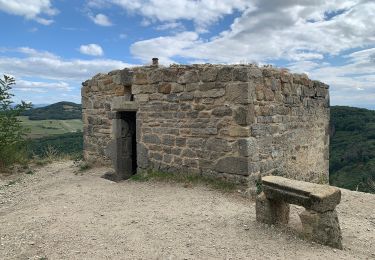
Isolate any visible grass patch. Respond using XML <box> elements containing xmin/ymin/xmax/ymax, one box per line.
<box><xmin>130</xmin><ymin>170</ymin><xmax>242</xmax><ymax>193</ymax></box>
<box><xmin>18</xmin><ymin>116</ymin><xmax>82</xmax><ymax>139</ymax></box>
<box><xmin>78</xmin><ymin>162</ymin><xmax>91</xmax><ymax>172</ymax></box>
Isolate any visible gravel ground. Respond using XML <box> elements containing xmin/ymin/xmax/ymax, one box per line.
<box><xmin>0</xmin><ymin>161</ymin><xmax>374</xmax><ymax>260</ymax></box>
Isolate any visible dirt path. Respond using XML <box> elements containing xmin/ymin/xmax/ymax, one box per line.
<box><xmin>1</xmin><ymin>161</ymin><xmax>374</xmax><ymax>259</ymax></box>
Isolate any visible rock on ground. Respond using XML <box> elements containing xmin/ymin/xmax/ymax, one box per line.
<box><xmin>0</xmin><ymin>161</ymin><xmax>374</xmax><ymax>259</ymax></box>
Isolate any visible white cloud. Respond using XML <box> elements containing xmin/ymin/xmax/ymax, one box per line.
<box><xmin>131</xmin><ymin>32</ymin><xmax>200</xmax><ymax>64</ymax></box>
<box><xmin>79</xmin><ymin>44</ymin><xmax>104</xmax><ymax>56</ymax></box>
<box><xmin>89</xmin><ymin>13</ymin><xmax>113</xmax><ymax>26</ymax></box>
<box><xmin>0</xmin><ymin>0</ymin><xmax>58</xmax><ymax>25</ymax></box>
<box><xmin>155</xmin><ymin>22</ymin><xmax>185</xmax><ymax>31</ymax></box>
<box><xmin>0</xmin><ymin>47</ymin><xmax>133</xmax><ymax>81</ymax></box>
<box><xmin>16</xmin><ymin>80</ymin><xmax>72</xmax><ymax>91</ymax></box>
<box><xmin>129</xmin><ymin>1</ymin><xmax>375</xmax><ymax>64</ymax></box>
<box><xmin>89</xmin><ymin>0</ymin><xmax>251</xmax><ymax>29</ymax></box>
<box><xmin>288</xmin><ymin>47</ymin><xmax>375</xmax><ymax>108</ymax></box>
<box><xmin>1</xmin><ymin>47</ymin><xmax>135</xmax><ymax>104</ymax></box>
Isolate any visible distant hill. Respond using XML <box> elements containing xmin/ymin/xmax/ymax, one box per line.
<box><xmin>22</xmin><ymin>101</ymin><xmax>82</xmax><ymax>120</ymax></box>
<box><xmin>330</xmin><ymin>106</ymin><xmax>375</xmax><ymax>193</ymax></box>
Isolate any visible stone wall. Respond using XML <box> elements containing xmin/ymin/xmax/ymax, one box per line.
<box><xmin>82</xmin><ymin>64</ymin><xmax>329</xmax><ymax>186</ymax></box>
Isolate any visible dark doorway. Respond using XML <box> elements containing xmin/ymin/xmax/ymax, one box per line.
<box><xmin>116</xmin><ymin>111</ymin><xmax>137</xmax><ymax>179</ymax></box>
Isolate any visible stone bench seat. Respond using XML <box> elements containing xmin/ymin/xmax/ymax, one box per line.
<box><xmin>256</xmin><ymin>176</ymin><xmax>343</xmax><ymax>249</ymax></box>
<box><xmin>262</xmin><ymin>176</ymin><xmax>341</xmax><ymax>212</ymax></box>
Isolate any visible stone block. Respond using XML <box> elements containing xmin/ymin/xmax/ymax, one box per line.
<box><xmin>112</xmin><ymin>69</ymin><xmax>133</xmax><ymax>86</ymax></box>
<box><xmin>171</xmin><ymin>83</ymin><xmax>184</xmax><ymax>93</ymax></box>
<box><xmin>248</xmin><ymin>67</ymin><xmax>263</xmax><ymax>78</ymax></box>
<box><xmin>233</xmin><ymin>67</ymin><xmax>248</xmax><ymax>81</ymax></box>
<box><xmin>187</xmin><ymin>138</ymin><xmax>206</xmax><ymax>148</ymax></box>
<box><xmin>191</xmin><ymin>128</ymin><xmax>218</xmax><ymax>135</ymax></box>
<box><xmin>261</xmin><ymin>176</ymin><xmax>341</xmax><ymax>212</ymax></box>
<box><xmin>148</xmin><ymin>69</ymin><xmax>164</xmax><ymax>84</ymax></box>
<box><xmin>181</xmin><ymin>148</ymin><xmax>197</xmax><ymax>158</ymax></box>
<box><xmin>206</xmin><ymin>138</ymin><xmax>231</xmax><ymax>152</ymax></box>
<box><xmin>228</xmin><ymin>126</ymin><xmax>249</xmax><ymax>137</ymax></box>
<box><xmin>234</xmin><ymin>106</ymin><xmax>248</xmax><ymax>125</ymax></box>
<box><xmin>114</xmin><ymin>85</ymin><xmax>126</xmax><ymax>96</ymax></box>
<box><xmin>143</xmin><ymin>134</ymin><xmax>161</xmax><ymax>144</ymax></box>
<box><xmin>158</xmin><ymin>83</ymin><xmax>171</xmax><ymax>94</ymax></box>
<box><xmin>178</xmin><ymin>70</ymin><xmax>199</xmax><ymax>84</ymax></box>
<box><xmin>135</xmin><ymin>94</ymin><xmax>149</xmax><ymax>103</ymax></box>
<box><xmin>195</xmin><ymin>89</ymin><xmax>225</xmax><ymax>98</ymax></box>
<box><xmin>162</xmin><ymin>135</ymin><xmax>175</xmax><ymax>146</ymax></box>
<box><xmin>134</xmin><ymin>71</ymin><xmax>148</xmax><ymax>85</ymax></box>
<box><xmin>175</xmin><ymin>137</ymin><xmax>186</xmax><ymax>147</ymax></box>
<box><xmin>183</xmin><ymin>158</ymin><xmax>198</xmax><ymax>168</ymax></box>
<box><xmin>212</xmin><ymin>106</ymin><xmax>232</xmax><ymax>117</ymax></box>
<box><xmin>199</xmin><ymin>67</ymin><xmax>218</xmax><ymax>82</ymax></box>
<box><xmin>185</xmin><ymin>83</ymin><xmax>199</xmax><ymax>92</ymax></box>
<box><xmin>214</xmin><ymin>156</ymin><xmax>249</xmax><ymax>175</ymax></box>
<box><xmin>178</xmin><ymin>92</ymin><xmax>194</xmax><ymax>101</ymax></box>
<box><xmin>217</xmin><ymin>67</ymin><xmax>233</xmax><ymax>82</ymax></box>
<box><xmin>163</xmin><ymin>68</ymin><xmax>178</xmax><ymax>82</ymax></box>
<box><xmin>198</xmin><ymin>82</ymin><xmax>217</xmax><ymax>91</ymax></box>
<box><xmin>137</xmin><ymin>143</ymin><xmax>149</xmax><ymax>169</ymax></box>
<box><xmin>256</xmin><ymin>192</ymin><xmax>290</xmax><ymax>224</ymax></box>
<box><xmin>226</xmin><ymin>83</ymin><xmax>251</xmax><ymax>104</ymax></box>
<box><xmin>299</xmin><ymin>209</ymin><xmax>342</xmax><ymax>249</ymax></box>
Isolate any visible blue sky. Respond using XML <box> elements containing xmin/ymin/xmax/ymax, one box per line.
<box><xmin>0</xmin><ymin>0</ymin><xmax>374</xmax><ymax>109</ymax></box>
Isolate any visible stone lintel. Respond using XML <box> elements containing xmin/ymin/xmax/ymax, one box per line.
<box><xmin>262</xmin><ymin>176</ymin><xmax>341</xmax><ymax>212</ymax></box>
<box><xmin>112</xmin><ymin>97</ymin><xmax>138</xmax><ymax>111</ymax></box>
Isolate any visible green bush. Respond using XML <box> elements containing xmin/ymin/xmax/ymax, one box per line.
<box><xmin>0</xmin><ymin>75</ymin><xmax>31</xmax><ymax>169</ymax></box>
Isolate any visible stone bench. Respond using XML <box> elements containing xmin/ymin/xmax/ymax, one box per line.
<box><xmin>256</xmin><ymin>176</ymin><xmax>342</xmax><ymax>249</ymax></box>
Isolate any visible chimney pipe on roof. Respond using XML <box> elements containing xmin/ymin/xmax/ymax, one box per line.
<box><xmin>152</xmin><ymin>57</ymin><xmax>159</xmax><ymax>66</ymax></box>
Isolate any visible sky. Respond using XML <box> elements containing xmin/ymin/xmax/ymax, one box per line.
<box><xmin>0</xmin><ymin>0</ymin><xmax>374</xmax><ymax>109</ymax></box>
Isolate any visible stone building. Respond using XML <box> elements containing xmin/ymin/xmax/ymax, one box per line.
<box><xmin>81</xmin><ymin>60</ymin><xmax>330</xmax><ymax>186</ymax></box>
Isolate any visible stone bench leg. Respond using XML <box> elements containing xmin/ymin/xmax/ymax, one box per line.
<box><xmin>256</xmin><ymin>192</ymin><xmax>290</xmax><ymax>225</ymax></box>
<box><xmin>299</xmin><ymin>209</ymin><xmax>343</xmax><ymax>249</ymax></box>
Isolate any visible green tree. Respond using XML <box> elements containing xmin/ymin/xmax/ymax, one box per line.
<box><xmin>0</xmin><ymin>75</ymin><xmax>31</xmax><ymax>168</ymax></box>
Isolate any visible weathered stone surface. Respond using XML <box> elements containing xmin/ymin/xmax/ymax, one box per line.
<box><xmin>217</xmin><ymin>67</ymin><xmax>233</xmax><ymax>82</ymax></box>
<box><xmin>148</xmin><ymin>69</ymin><xmax>163</xmax><ymax>84</ymax></box>
<box><xmin>226</xmin><ymin>83</ymin><xmax>250</xmax><ymax>104</ymax></box>
<box><xmin>143</xmin><ymin>134</ymin><xmax>161</xmax><ymax>144</ymax></box>
<box><xmin>233</xmin><ymin>67</ymin><xmax>248</xmax><ymax>82</ymax></box>
<box><xmin>212</xmin><ymin>106</ymin><xmax>232</xmax><ymax>117</ymax></box>
<box><xmin>111</xmin><ymin>97</ymin><xmax>138</xmax><ymax>111</ymax></box>
<box><xmin>199</xmin><ymin>67</ymin><xmax>218</xmax><ymax>82</ymax></box>
<box><xmin>206</xmin><ymin>138</ymin><xmax>231</xmax><ymax>152</ymax></box>
<box><xmin>234</xmin><ymin>106</ymin><xmax>248</xmax><ymax>125</ymax></box>
<box><xmin>195</xmin><ymin>89</ymin><xmax>225</xmax><ymax>98</ymax></box>
<box><xmin>137</xmin><ymin>143</ymin><xmax>149</xmax><ymax>169</ymax></box>
<box><xmin>261</xmin><ymin>176</ymin><xmax>341</xmax><ymax>212</ymax></box>
<box><xmin>158</xmin><ymin>83</ymin><xmax>171</xmax><ymax>94</ymax></box>
<box><xmin>178</xmin><ymin>70</ymin><xmax>199</xmax><ymax>84</ymax></box>
<box><xmin>228</xmin><ymin>126</ymin><xmax>249</xmax><ymax>137</ymax></box>
<box><xmin>214</xmin><ymin>157</ymin><xmax>248</xmax><ymax>175</ymax></box>
<box><xmin>82</xmin><ymin>64</ymin><xmax>329</xmax><ymax>186</ymax></box>
<box><xmin>134</xmin><ymin>71</ymin><xmax>148</xmax><ymax>85</ymax></box>
<box><xmin>112</xmin><ymin>69</ymin><xmax>133</xmax><ymax>86</ymax></box>
<box><xmin>256</xmin><ymin>192</ymin><xmax>290</xmax><ymax>224</ymax></box>
<box><xmin>299</xmin><ymin>209</ymin><xmax>342</xmax><ymax>249</ymax></box>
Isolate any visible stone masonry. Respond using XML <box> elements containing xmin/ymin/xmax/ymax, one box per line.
<box><xmin>81</xmin><ymin>62</ymin><xmax>330</xmax><ymax>187</ymax></box>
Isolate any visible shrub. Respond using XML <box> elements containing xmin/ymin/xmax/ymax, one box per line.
<box><xmin>0</xmin><ymin>75</ymin><xmax>31</xmax><ymax>169</ymax></box>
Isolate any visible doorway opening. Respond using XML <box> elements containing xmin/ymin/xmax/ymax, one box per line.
<box><xmin>116</xmin><ymin>111</ymin><xmax>137</xmax><ymax>179</ymax></box>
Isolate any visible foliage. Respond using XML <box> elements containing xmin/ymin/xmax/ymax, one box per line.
<box><xmin>0</xmin><ymin>75</ymin><xmax>31</xmax><ymax>168</ymax></box>
<box><xmin>22</xmin><ymin>101</ymin><xmax>82</xmax><ymax>120</ymax></box>
<box><xmin>330</xmin><ymin>106</ymin><xmax>375</xmax><ymax>193</ymax></box>
<box><xmin>27</xmin><ymin>132</ymin><xmax>83</xmax><ymax>160</ymax></box>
